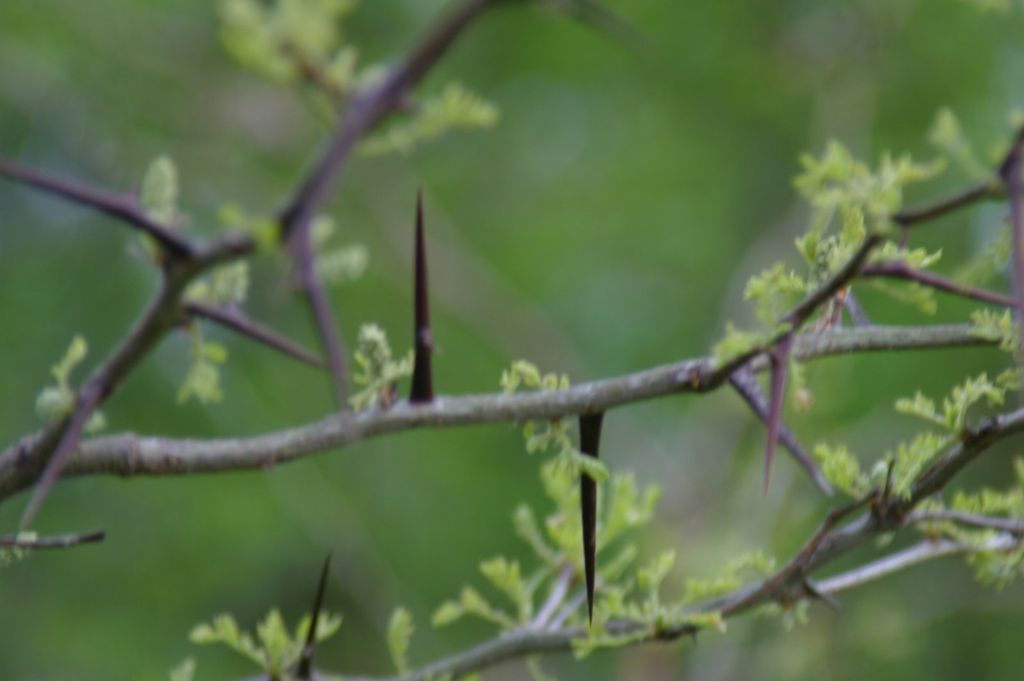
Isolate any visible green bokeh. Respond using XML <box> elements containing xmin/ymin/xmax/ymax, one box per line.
<box><xmin>1</xmin><ymin>0</ymin><xmax>1022</xmax><ymax>679</ymax></box>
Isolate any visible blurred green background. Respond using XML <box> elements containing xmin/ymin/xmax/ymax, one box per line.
<box><xmin>2</xmin><ymin>0</ymin><xmax>1023</xmax><ymax>679</ymax></box>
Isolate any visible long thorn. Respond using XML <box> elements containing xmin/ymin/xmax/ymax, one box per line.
<box><xmin>578</xmin><ymin>411</ymin><xmax>604</xmax><ymax>625</ymax></box>
<box><xmin>297</xmin><ymin>552</ymin><xmax>333</xmax><ymax>680</ymax></box>
<box><xmin>728</xmin><ymin>366</ymin><xmax>833</xmax><ymax>496</ymax></box>
<box><xmin>410</xmin><ymin>190</ymin><xmax>435</xmax><ymax>403</ymax></box>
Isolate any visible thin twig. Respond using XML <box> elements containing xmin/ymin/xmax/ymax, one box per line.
<box><xmin>0</xmin><ymin>529</ymin><xmax>105</xmax><ymax>549</ymax></box>
<box><xmin>185</xmin><ymin>301</ymin><xmax>327</xmax><ymax>370</ymax></box>
<box><xmin>861</xmin><ymin>262</ymin><xmax>1015</xmax><ymax>308</ymax></box>
<box><xmin>0</xmin><ymin>156</ymin><xmax>194</xmax><ymax>258</ymax></box>
<box><xmin>907</xmin><ymin>510</ymin><xmax>1024</xmax><ymax>535</ymax></box>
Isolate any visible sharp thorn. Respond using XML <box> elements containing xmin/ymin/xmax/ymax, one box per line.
<box><xmin>409</xmin><ymin>189</ymin><xmax>435</xmax><ymax>403</ymax></box>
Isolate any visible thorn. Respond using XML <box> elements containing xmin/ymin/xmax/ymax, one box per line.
<box><xmin>803</xmin><ymin>578</ymin><xmax>841</xmax><ymax>612</ymax></box>
<box><xmin>409</xmin><ymin>189</ymin><xmax>434</xmax><ymax>403</ymax></box>
<box><xmin>297</xmin><ymin>552</ymin><xmax>333</xmax><ymax>680</ymax></box>
<box><xmin>764</xmin><ymin>335</ymin><xmax>794</xmax><ymax>494</ymax></box>
<box><xmin>578</xmin><ymin>411</ymin><xmax>604</xmax><ymax>626</ymax></box>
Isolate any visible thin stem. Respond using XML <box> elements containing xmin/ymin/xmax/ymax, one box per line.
<box><xmin>893</xmin><ymin>182</ymin><xmax>1002</xmax><ymax>227</ymax></box>
<box><xmin>185</xmin><ymin>301</ymin><xmax>327</xmax><ymax>370</ymax></box>
<box><xmin>0</xmin><ymin>156</ymin><xmax>194</xmax><ymax>258</ymax></box>
<box><xmin>861</xmin><ymin>262</ymin><xmax>1015</xmax><ymax>308</ymax></box>
<box><xmin>0</xmin><ymin>529</ymin><xmax>105</xmax><ymax>549</ymax></box>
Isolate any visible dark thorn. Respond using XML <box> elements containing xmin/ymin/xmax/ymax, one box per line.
<box><xmin>764</xmin><ymin>335</ymin><xmax>794</xmax><ymax>494</ymax></box>
<box><xmin>728</xmin><ymin>366</ymin><xmax>833</xmax><ymax>496</ymax></box>
<box><xmin>297</xmin><ymin>552</ymin><xmax>333</xmax><ymax>680</ymax></box>
<box><xmin>803</xmin><ymin>579</ymin><xmax>841</xmax><ymax>612</ymax></box>
<box><xmin>409</xmin><ymin>189</ymin><xmax>435</xmax><ymax>403</ymax></box>
<box><xmin>578</xmin><ymin>411</ymin><xmax>604</xmax><ymax>626</ymax></box>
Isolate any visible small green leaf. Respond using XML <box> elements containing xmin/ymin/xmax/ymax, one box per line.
<box><xmin>387</xmin><ymin>607</ymin><xmax>415</xmax><ymax>674</ymax></box>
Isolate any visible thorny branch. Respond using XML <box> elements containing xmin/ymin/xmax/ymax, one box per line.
<box><xmin>2</xmin><ymin>3</ymin><xmax>1024</xmax><ymax>679</ymax></box>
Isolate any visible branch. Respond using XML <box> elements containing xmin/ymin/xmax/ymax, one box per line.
<box><xmin>861</xmin><ymin>261</ymin><xmax>1015</xmax><ymax>308</ymax></box>
<box><xmin>893</xmin><ymin>181</ymin><xmax>1003</xmax><ymax>227</ymax></box>
<box><xmin>327</xmin><ymin>406</ymin><xmax>1024</xmax><ymax>681</ymax></box>
<box><xmin>184</xmin><ymin>301</ymin><xmax>327</xmax><ymax>370</ymax></box>
<box><xmin>0</xmin><ymin>529</ymin><xmax>105</xmax><ymax>550</ymax></box>
<box><xmin>0</xmin><ymin>323</ymin><xmax>992</xmax><ymax>503</ymax></box>
<box><xmin>277</xmin><ymin>0</ymin><xmax>507</xmax><ymax>407</ymax></box>
<box><xmin>0</xmin><ymin>156</ymin><xmax>194</xmax><ymax>258</ymax></box>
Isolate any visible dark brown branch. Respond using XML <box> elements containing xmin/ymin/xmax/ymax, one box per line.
<box><xmin>728</xmin><ymin>366</ymin><xmax>832</xmax><ymax>496</ymax></box>
<box><xmin>0</xmin><ymin>529</ymin><xmax>105</xmax><ymax>549</ymax></box>
<box><xmin>861</xmin><ymin>262</ymin><xmax>1015</xmax><ymax>308</ymax></box>
<box><xmin>893</xmin><ymin>182</ymin><xmax>1002</xmax><ymax>227</ymax></box>
<box><xmin>410</xmin><ymin>190</ymin><xmax>435</xmax><ymax>403</ymax></box>
<box><xmin>185</xmin><ymin>301</ymin><xmax>327</xmax><ymax>370</ymax></box>
<box><xmin>0</xmin><ymin>156</ymin><xmax>194</xmax><ymax>258</ymax></box>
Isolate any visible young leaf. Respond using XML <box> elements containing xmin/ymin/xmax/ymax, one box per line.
<box><xmin>387</xmin><ymin>607</ymin><xmax>415</xmax><ymax>674</ymax></box>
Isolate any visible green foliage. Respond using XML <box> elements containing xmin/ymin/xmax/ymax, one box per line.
<box><xmin>866</xmin><ymin>280</ymin><xmax>937</xmax><ymax>315</ymax></box>
<box><xmin>350</xmin><ymin>324</ymin><xmax>413</xmax><ymax>409</ymax></box>
<box><xmin>178</xmin><ymin>327</ymin><xmax>229</xmax><ymax>405</ymax></box>
<box><xmin>813</xmin><ymin>443</ymin><xmax>870</xmax><ymax>498</ymax></box>
<box><xmin>311</xmin><ymin>215</ymin><xmax>368</xmax><ymax>285</ymax></box>
<box><xmin>141</xmin><ymin>155</ymin><xmax>179</xmax><ymax>224</ymax></box>
<box><xmin>956</xmin><ymin>225</ymin><xmax>1011</xmax><ymax>286</ymax></box>
<box><xmin>744</xmin><ymin>264</ymin><xmax>806</xmax><ymax>325</ymax></box>
<box><xmin>711</xmin><ymin>323</ymin><xmax>773</xmax><ymax>365</ymax></box>
<box><xmin>189</xmin><ymin>609</ymin><xmax>342</xmax><ymax>679</ymax></box>
<box><xmin>970</xmin><ymin>308</ymin><xmax>1019</xmax><ymax>354</ymax></box>
<box><xmin>896</xmin><ymin>373</ymin><xmax>1005</xmax><ymax>433</ymax></box>
<box><xmin>928</xmin><ymin>108</ymin><xmax>993</xmax><ymax>181</ymax></box>
<box><xmin>185</xmin><ymin>262</ymin><xmax>250</xmax><ymax>307</ymax></box>
<box><xmin>794</xmin><ymin>141</ymin><xmax>943</xmax><ymax>237</ymax></box>
<box><xmin>219</xmin><ymin>1</ymin><xmax>497</xmax><ymax>155</ymax></box>
<box><xmin>34</xmin><ymin>335</ymin><xmax>106</xmax><ymax>433</ymax></box>
<box><xmin>0</xmin><ymin>532</ymin><xmax>37</xmax><ymax>568</ymax></box>
<box><xmin>218</xmin><ymin>202</ymin><xmax>280</xmax><ymax>252</ymax></box>
<box><xmin>433</xmin><ymin>460</ymin><xmax>660</xmax><ymax>632</ymax></box>
<box><xmin>499</xmin><ymin>360</ymin><xmax>609</xmax><ymax>481</ymax></box>
<box><xmin>360</xmin><ymin>83</ymin><xmax>499</xmax><ymax>156</ymax></box>
<box><xmin>168</xmin><ymin>657</ymin><xmax>195</xmax><ymax>681</ymax></box>
<box><xmin>680</xmin><ymin>551</ymin><xmax>776</xmax><ymax>605</ymax></box>
<box><xmin>387</xmin><ymin>607</ymin><xmax>415</xmax><ymax>674</ymax></box>
<box><xmin>219</xmin><ymin>0</ymin><xmax>360</xmax><ymax>86</ymax></box>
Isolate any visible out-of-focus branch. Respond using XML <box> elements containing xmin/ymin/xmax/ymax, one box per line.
<box><xmin>0</xmin><ymin>529</ymin><xmax>105</xmax><ymax>549</ymax></box>
<box><xmin>861</xmin><ymin>261</ymin><xmax>1015</xmax><ymax>308</ymax></box>
<box><xmin>184</xmin><ymin>301</ymin><xmax>327</xmax><ymax>370</ymax></box>
<box><xmin>0</xmin><ymin>156</ymin><xmax>194</xmax><ymax>258</ymax></box>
